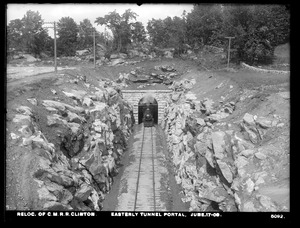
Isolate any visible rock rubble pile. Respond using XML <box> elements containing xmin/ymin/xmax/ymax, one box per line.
<box><xmin>162</xmin><ymin>79</ymin><xmax>288</xmax><ymax>212</ymax></box>
<box><xmin>116</xmin><ymin>64</ymin><xmax>180</xmax><ymax>87</ymax></box>
<box><xmin>10</xmin><ymin>78</ymin><xmax>135</xmax><ymax>211</ymax></box>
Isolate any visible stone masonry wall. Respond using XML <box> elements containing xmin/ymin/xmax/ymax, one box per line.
<box><xmin>122</xmin><ymin>90</ymin><xmax>172</xmax><ymax>124</ymax></box>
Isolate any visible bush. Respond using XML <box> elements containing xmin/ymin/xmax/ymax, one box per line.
<box><xmin>237</xmin><ymin>36</ymin><xmax>274</xmax><ymax>65</ymax></box>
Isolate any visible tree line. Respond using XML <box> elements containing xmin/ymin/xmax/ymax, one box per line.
<box><xmin>7</xmin><ymin>4</ymin><xmax>289</xmax><ymax>65</ymax></box>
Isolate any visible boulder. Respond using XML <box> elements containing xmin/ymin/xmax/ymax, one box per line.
<box><xmin>82</xmin><ymin>96</ymin><xmax>94</xmax><ymax>107</ymax></box>
<box><xmin>216</xmin><ymin>160</ymin><xmax>233</xmax><ymax>183</ymax></box>
<box><xmin>42</xmin><ymin>100</ymin><xmax>84</xmax><ymax>114</ymax></box>
<box><xmin>255</xmin><ymin>116</ymin><xmax>272</xmax><ymax>129</ymax></box>
<box><xmin>257</xmin><ymin>195</ymin><xmax>277</xmax><ymax>211</ymax></box>
<box><xmin>75</xmin><ymin>183</ymin><xmax>93</xmax><ymax>201</ymax></box>
<box><xmin>196</xmin><ymin>117</ymin><xmax>206</xmax><ymax>126</ymax></box>
<box><xmin>185</xmin><ymin>92</ymin><xmax>197</xmax><ymax>101</ymax></box>
<box><xmin>18</xmin><ymin>124</ymin><xmax>34</xmax><ymax>138</ymax></box>
<box><xmin>243</xmin><ymin>113</ymin><xmax>255</xmax><ymax>126</ymax></box>
<box><xmin>111</xmin><ymin>58</ymin><xmax>125</xmax><ymax>66</ymax></box>
<box><xmin>242</xmin><ymin>201</ymin><xmax>257</xmax><ymax>212</ymax></box>
<box><xmin>27</xmin><ymin>98</ymin><xmax>38</xmax><ymax>106</ymax></box>
<box><xmin>254</xmin><ymin>151</ymin><xmax>267</xmax><ymax>160</ymax></box>
<box><xmin>16</xmin><ymin>105</ymin><xmax>33</xmax><ymax>115</ymax></box>
<box><xmin>240</xmin><ymin>149</ymin><xmax>255</xmax><ymax>158</ymax></box>
<box><xmin>202</xmin><ymin>98</ymin><xmax>215</xmax><ymax>114</ymax></box>
<box><xmin>110</xmin><ymin>54</ymin><xmax>119</xmax><ymax>59</ymax></box>
<box><xmin>22</xmin><ymin>54</ymin><xmax>37</xmax><ymax>62</ymax></box>
<box><xmin>47</xmin><ymin>114</ymin><xmax>68</xmax><ymax>127</ymax></box>
<box><xmin>164</xmin><ymin>50</ymin><xmax>173</xmax><ymax>58</ymax></box>
<box><xmin>244</xmin><ymin>126</ymin><xmax>259</xmax><ymax>144</ymax></box>
<box><xmin>76</xmin><ymin>49</ymin><xmax>89</xmax><ymax>56</ymax></box>
<box><xmin>37</xmin><ymin>186</ymin><xmax>57</xmax><ymax>202</ymax></box>
<box><xmin>128</xmin><ymin>49</ymin><xmax>140</xmax><ymax>58</ymax></box>
<box><xmin>245</xmin><ymin>178</ymin><xmax>255</xmax><ymax>194</ymax></box>
<box><xmin>43</xmin><ymin>201</ymin><xmax>73</xmax><ymax>210</ymax></box>
<box><xmin>211</xmin><ymin>131</ymin><xmax>226</xmax><ymax>160</ymax></box>
<box><xmin>67</xmin><ymin>111</ymin><xmax>86</xmax><ymax>123</ymax></box>
<box><xmin>118</xmin><ymin>53</ymin><xmax>127</xmax><ymax>59</ymax></box>
<box><xmin>277</xmin><ymin>92</ymin><xmax>290</xmax><ymax>100</ymax></box>
<box><xmin>42</xmin><ymin>100</ymin><xmax>66</xmax><ymax>112</ymax></box>
<box><xmin>171</xmin><ymin>93</ymin><xmax>181</xmax><ymax>102</ymax></box>
<box><xmin>234</xmin><ymin>156</ymin><xmax>249</xmax><ymax>176</ymax></box>
<box><xmin>62</xmin><ymin>90</ymin><xmax>87</xmax><ymax>101</ymax></box>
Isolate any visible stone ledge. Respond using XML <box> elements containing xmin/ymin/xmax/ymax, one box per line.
<box><xmin>122</xmin><ymin>90</ymin><xmax>172</xmax><ymax>93</ymax></box>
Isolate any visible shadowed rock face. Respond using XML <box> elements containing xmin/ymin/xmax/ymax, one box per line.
<box><xmin>8</xmin><ymin>77</ymin><xmax>135</xmax><ymax>211</ymax></box>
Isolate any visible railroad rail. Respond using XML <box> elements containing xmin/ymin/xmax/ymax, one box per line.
<box><xmin>115</xmin><ymin>125</ymin><xmax>167</xmax><ymax>211</ymax></box>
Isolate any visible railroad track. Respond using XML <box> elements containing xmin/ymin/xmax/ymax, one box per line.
<box><xmin>115</xmin><ymin>124</ymin><xmax>167</xmax><ymax>211</ymax></box>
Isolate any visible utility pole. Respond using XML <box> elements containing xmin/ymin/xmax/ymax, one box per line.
<box><xmin>88</xmin><ymin>28</ymin><xmax>102</xmax><ymax>69</ymax></box>
<box><xmin>93</xmin><ymin>30</ymin><xmax>96</xmax><ymax>68</ymax></box>
<box><xmin>54</xmin><ymin>22</ymin><xmax>57</xmax><ymax>73</ymax></box>
<box><xmin>225</xmin><ymin>36</ymin><xmax>235</xmax><ymax>69</ymax></box>
<box><xmin>43</xmin><ymin>22</ymin><xmax>57</xmax><ymax>73</ymax></box>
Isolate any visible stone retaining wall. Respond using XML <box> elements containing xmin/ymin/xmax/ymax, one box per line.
<box><xmin>241</xmin><ymin>62</ymin><xmax>290</xmax><ymax>74</ymax></box>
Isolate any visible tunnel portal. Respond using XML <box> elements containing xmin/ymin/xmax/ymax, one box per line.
<box><xmin>121</xmin><ymin>90</ymin><xmax>172</xmax><ymax>125</ymax></box>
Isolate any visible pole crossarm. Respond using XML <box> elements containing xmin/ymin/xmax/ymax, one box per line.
<box><xmin>42</xmin><ymin>21</ymin><xmax>57</xmax><ymax>73</ymax></box>
<box><xmin>224</xmin><ymin>36</ymin><xmax>235</xmax><ymax>69</ymax></box>
<box><xmin>87</xmin><ymin>29</ymin><xmax>102</xmax><ymax>69</ymax></box>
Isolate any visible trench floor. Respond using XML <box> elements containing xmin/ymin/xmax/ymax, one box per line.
<box><xmin>102</xmin><ymin>124</ymin><xmax>189</xmax><ymax>211</ymax></box>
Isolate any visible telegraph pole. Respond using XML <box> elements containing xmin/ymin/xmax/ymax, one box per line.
<box><xmin>88</xmin><ymin>28</ymin><xmax>101</xmax><ymax>69</ymax></box>
<box><xmin>43</xmin><ymin>22</ymin><xmax>57</xmax><ymax>73</ymax></box>
<box><xmin>225</xmin><ymin>36</ymin><xmax>235</xmax><ymax>69</ymax></box>
<box><xmin>54</xmin><ymin>22</ymin><xmax>57</xmax><ymax>73</ymax></box>
<box><xmin>93</xmin><ymin>30</ymin><xmax>96</xmax><ymax>68</ymax></box>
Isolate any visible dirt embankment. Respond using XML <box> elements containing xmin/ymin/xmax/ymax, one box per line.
<box><xmin>161</xmin><ymin>65</ymin><xmax>289</xmax><ymax>211</ymax></box>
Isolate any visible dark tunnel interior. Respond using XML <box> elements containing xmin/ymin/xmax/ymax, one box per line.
<box><xmin>138</xmin><ymin>97</ymin><xmax>158</xmax><ymax>124</ymax></box>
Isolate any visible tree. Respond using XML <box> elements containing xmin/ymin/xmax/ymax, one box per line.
<box><xmin>217</xmin><ymin>4</ymin><xmax>289</xmax><ymax>65</ymax></box>
<box><xmin>7</xmin><ymin>19</ymin><xmax>23</xmax><ymax>52</ymax></box>
<box><xmin>131</xmin><ymin>21</ymin><xmax>147</xmax><ymax>44</ymax></box>
<box><xmin>57</xmin><ymin>16</ymin><xmax>79</xmax><ymax>56</ymax></box>
<box><xmin>183</xmin><ymin>4</ymin><xmax>290</xmax><ymax>65</ymax></box>
<box><xmin>77</xmin><ymin>18</ymin><xmax>95</xmax><ymax>50</ymax></box>
<box><xmin>95</xmin><ymin>9</ymin><xmax>138</xmax><ymax>52</ymax></box>
<box><xmin>185</xmin><ymin>4</ymin><xmax>223</xmax><ymax>48</ymax></box>
<box><xmin>147</xmin><ymin>16</ymin><xmax>188</xmax><ymax>55</ymax></box>
<box><xmin>147</xmin><ymin>18</ymin><xmax>169</xmax><ymax>48</ymax></box>
<box><xmin>7</xmin><ymin>10</ymin><xmax>51</xmax><ymax>57</ymax></box>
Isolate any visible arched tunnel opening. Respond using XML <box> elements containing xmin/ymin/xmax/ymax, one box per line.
<box><xmin>138</xmin><ymin>94</ymin><xmax>158</xmax><ymax>124</ymax></box>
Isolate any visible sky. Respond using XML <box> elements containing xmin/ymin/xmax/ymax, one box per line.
<box><xmin>6</xmin><ymin>3</ymin><xmax>194</xmax><ymax>36</ymax></box>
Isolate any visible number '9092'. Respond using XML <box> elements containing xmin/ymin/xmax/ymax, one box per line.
<box><xmin>271</xmin><ymin>214</ymin><xmax>284</xmax><ymax>219</ymax></box>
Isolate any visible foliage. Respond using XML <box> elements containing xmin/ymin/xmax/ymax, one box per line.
<box><xmin>77</xmin><ymin>19</ymin><xmax>95</xmax><ymax>50</ymax></box>
<box><xmin>185</xmin><ymin>4</ymin><xmax>223</xmax><ymax>48</ymax></box>
<box><xmin>7</xmin><ymin>10</ymin><xmax>52</xmax><ymax>57</ymax></box>
<box><xmin>147</xmin><ymin>15</ymin><xmax>188</xmax><ymax>55</ymax></box>
<box><xmin>182</xmin><ymin>4</ymin><xmax>289</xmax><ymax>65</ymax></box>
<box><xmin>147</xmin><ymin>19</ymin><xmax>168</xmax><ymax>48</ymax></box>
<box><xmin>7</xmin><ymin>5</ymin><xmax>289</xmax><ymax>65</ymax></box>
<box><xmin>215</xmin><ymin>4</ymin><xmax>289</xmax><ymax>65</ymax></box>
<box><xmin>95</xmin><ymin>9</ymin><xmax>140</xmax><ymax>53</ymax></box>
<box><xmin>57</xmin><ymin>16</ymin><xmax>79</xmax><ymax>56</ymax></box>
<box><xmin>131</xmin><ymin>21</ymin><xmax>147</xmax><ymax>44</ymax></box>
<box><xmin>7</xmin><ymin>19</ymin><xmax>23</xmax><ymax>52</ymax></box>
